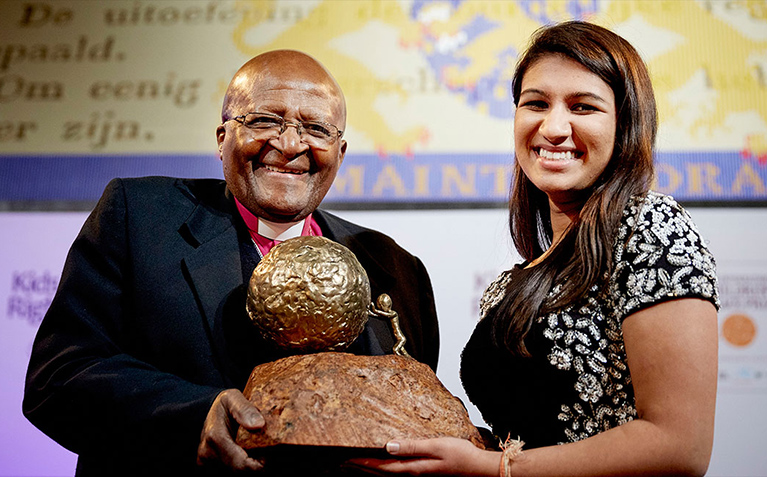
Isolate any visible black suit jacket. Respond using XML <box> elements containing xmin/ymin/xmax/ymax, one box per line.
<box><xmin>23</xmin><ymin>177</ymin><xmax>439</xmax><ymax>476</ymax></box>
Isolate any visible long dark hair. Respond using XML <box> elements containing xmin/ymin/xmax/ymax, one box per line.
<box><xmin>491</xmin><ymin>21</ymin><xmax>658</xmax><ymax>356</ymax></box>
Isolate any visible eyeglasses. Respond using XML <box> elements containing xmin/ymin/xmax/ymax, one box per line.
<box><xmin>229</xmin><ymin>112</ymin><xmax>343</xmax><ymax>149</ymax></box>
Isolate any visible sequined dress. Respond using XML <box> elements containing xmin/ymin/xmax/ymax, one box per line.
<box><xmin>460</xmin><ymin>191</ymin><xmax>719</xmax><ymax>449</ymax></box>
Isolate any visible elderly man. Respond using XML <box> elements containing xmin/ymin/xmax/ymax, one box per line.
<box><xmin>23</xmin><ymin>50</ymin><xmax>439</xmax><ymax>475</ymax></box>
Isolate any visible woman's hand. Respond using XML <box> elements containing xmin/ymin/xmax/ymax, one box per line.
<box><xmin>349</xmin><ymin>437</ymin><xmax>501</xmax><ymax>476</ymax></box>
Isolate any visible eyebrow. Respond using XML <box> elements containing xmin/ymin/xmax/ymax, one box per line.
<box><xmin>519</xmin><ymin>88</ymin><xmax>610</xmax><ymax>104</ymax></box>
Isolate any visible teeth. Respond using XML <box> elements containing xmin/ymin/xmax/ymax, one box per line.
<box><xmin>264</xmin><ymin>164</ymin><xmax>303</xmax><ymax>174</ymax></box>
<box><xmin>538</xmin><ymin>148</ymin><xmax>575</xmax><ymax>161</ymax></box>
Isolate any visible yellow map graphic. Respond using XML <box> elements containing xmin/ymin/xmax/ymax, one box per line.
<box><xmin>230</xmin><ymin>0</ymin><xmax>767</xmax><ymax>159</ymax></box>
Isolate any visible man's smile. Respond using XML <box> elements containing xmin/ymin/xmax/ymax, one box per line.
<box><xmin>261</xmin><ymin>163</ymin><xmax>307</xmax><ymax>175</ymax></box>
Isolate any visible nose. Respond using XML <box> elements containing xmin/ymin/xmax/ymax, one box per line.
<box><xmin>271</xmin><ymin>122</ymin><xmax>310</xmax><ymax>158</ymax></box>
<box><xmin>539</xmin><ymin>106</ymin><xmax>571</xmax><ymax>143</ymax></box>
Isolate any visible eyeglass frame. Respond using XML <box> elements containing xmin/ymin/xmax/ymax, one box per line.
<box><xmin>227</xmin><ymin>111</ymin><xmax>344</xmax><ymax>149</ymax></box>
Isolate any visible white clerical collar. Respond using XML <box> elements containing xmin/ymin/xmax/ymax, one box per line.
<box><xmin>258</xmin><ymin>217</ymin><xmax>306</xmax><ymax>241</ymax></box>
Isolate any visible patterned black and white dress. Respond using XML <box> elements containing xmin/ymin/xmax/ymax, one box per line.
<box><xmin>460</xmin><ymin>191</ymin><xmax>719</xmax><ymax>449</ymax></box>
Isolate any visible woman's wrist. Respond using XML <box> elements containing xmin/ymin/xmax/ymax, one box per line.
<box><xmin>498</xmin><ymin>437</ymin><xmax>524</xmax><ymax>477</ymax></box>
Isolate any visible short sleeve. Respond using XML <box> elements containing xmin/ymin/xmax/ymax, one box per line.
<box><xmin>478</xmin><ymin>269</ymin><xmax>515</xmax><ymax>320</ymax></box>
<box><xmin>610</xmin><ymin>192</ymin><xmax>719</xmax><ymax>322</ymax></box>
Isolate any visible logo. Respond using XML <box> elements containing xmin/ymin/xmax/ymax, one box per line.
<box><xmin>6</xmin><ymin>270</ymin><xmax>58</xmax><ymax>326</ymax></box>
<box><xmin>721</xmin><ymin>313</ymin><xmax>758</xmax><ymax>348</ymax></box>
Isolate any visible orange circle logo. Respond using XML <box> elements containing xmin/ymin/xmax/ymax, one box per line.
<box><xmin>721</xmin><ymin>314</ymin><xmax>757</xmax><ymax>347</ymax></box>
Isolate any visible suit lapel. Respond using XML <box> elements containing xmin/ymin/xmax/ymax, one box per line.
<box><xmin>182</xmin><ymin>230</ymin><xmax>241</xmax><ymax>332</ymax></box>
<box><xmin>178</xmin><ymin>188</ymin><xmax>243</xmax><ymax>385</ymax></box>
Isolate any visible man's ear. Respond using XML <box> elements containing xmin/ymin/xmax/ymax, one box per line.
<box><xmin>216</xmin><ymin>124</ymin><xmax>227</xmax><ymax>160</ymax></box>
<box><xmin>338</xmin><ymin>139</ymin><xmax>347</xmax><ymax>165</ymax></box>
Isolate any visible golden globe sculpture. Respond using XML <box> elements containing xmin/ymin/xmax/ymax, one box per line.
<box><xmin>238</xmin><ymin>235</ymin><xmax>485</xmax><ymax>465</ymax></box>
<box><xmin>246</xmin><ymin>236</ymin><xmax>371</xmax><ymax>353</ymax></box>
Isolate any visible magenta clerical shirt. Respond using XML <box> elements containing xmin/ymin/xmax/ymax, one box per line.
<box><xmin>234</xmin><ymin>198</ymin><xmax>322</xmax><ymax>258</ymax></box>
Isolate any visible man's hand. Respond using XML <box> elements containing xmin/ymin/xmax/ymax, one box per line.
<box><xmin>197</xmin><ymin>389</ymin><xmax>265</xmax><ymax>472</ymax></box>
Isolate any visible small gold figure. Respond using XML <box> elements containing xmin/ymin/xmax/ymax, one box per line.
<box><xmin>369</xmin><ymin>293</ymin><xmax>411</xmax><ymax>359</ymax></box>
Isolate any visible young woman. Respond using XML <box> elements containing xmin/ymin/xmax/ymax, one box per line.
<box><xmin>354</xmin><ymin>21</ymin><xmax>719</xmax><ymax>477</ymax></box>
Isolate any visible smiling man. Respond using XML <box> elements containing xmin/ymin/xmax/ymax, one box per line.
<box><xmin>23</xmin><ymin>50</ymin><xmax>439</xmax><ymax>476</ymax></box>
<box><xmin>217</xmin><ymin>50</ymin><xmax>347</xmax><ymax>224</ymax></box>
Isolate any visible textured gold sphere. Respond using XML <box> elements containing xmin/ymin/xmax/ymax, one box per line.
<box><xmin>246</xmin><ymin>236</ymin><xmax>371</xmax><ymax>353</ymax></box>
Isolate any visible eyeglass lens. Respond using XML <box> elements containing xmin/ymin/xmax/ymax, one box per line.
<box><xmin>238</xmin><ymin>113</ymin><xmax>339</xmax><ymax>147</ymax></box>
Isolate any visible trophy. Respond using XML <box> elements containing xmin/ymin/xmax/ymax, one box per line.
<box><xmin>235</xmin><ymin>236</ymin><xmax>484</xmax><ymax>470</ymax></box>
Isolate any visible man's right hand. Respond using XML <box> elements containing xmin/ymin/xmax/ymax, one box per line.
<box><xmin>197</xmin><ymin>388</ymin><xmax>265</xmax><ymax>472</ymax></box>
